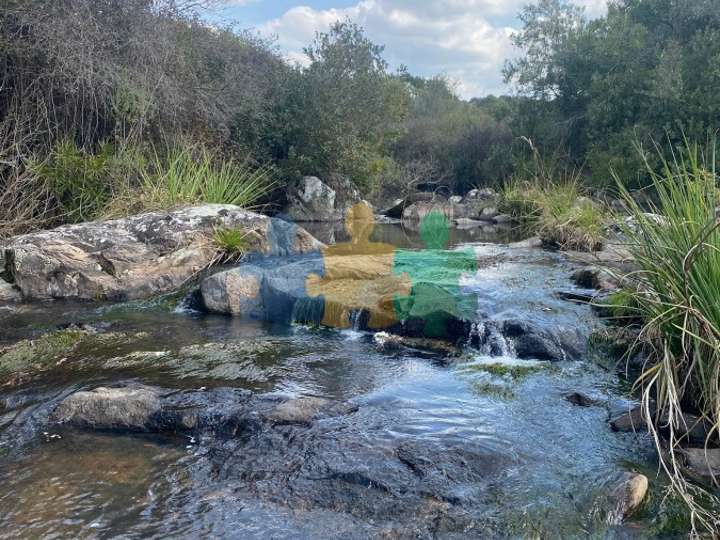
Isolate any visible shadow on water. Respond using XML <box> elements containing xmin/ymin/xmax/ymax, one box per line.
<box><xmin>0</xmin><ymin>221</ymin><xmax>691</xmax><ymax>538</ymax></box>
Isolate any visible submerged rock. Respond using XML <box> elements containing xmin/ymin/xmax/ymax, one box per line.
<box><xmin>556</xmin><ymin>290</ymin><xmax>596</xmax><ymax>303</ymax></box>
<box><xmin>501</xmin><ymin>319</ymin><xmax>584</xmax><ymax>361</ymax></box>
<box><xmin>0</xmin><ymin>328</ymin><xmax>103</xmax><ymax>385</ymax></box>
<box><xmin>51</xmin><ymin>386</ymin><xmax>163</xmax><ymax>431</ymax></box>
<box><xmin>509</xmin><ymin>236</ymin><xmax>543</xmax><ymax>249</ymax></box>
<box><xmin>3</xmin><ymin>204</ymin><xmax>322</xmax><ymax>301</ymax></box>
<box><xmin>565</xmin><ymin>391</ymin><xmax>601</xmax><ymax>407</ymax></box>
<box><xmin>373</xmin><ymin>331</ymin><xmax>403</xmax><ymax>352</ymax></box>
<box><xmin>266</xmin><ymin>396</ymin><xmax>356</xmax><ymax>425</ymax></box>
<box><xmin>49</xmin><ymin>384</ymin><xmax>356</xmax><ymax>436</ymax></box>
<box><xmin>373</xmin><ymin>332</ymin><xmax>462</xmax><ymax>357</ymax></box>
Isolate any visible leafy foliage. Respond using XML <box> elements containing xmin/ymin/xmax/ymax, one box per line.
<box><xmin>29</xmin><ymin>139</ymin><xmax>141</xmax><ymax>222</ymax></box>
<box><xmin>393</xmin><ymin>76</ymin><xmax>514</xmax><ymax>194</ymax></box>
<box><xmin>277</xmin><ymin>21</ymin><xmax>410</xmax><ymax>192</ymax></box>
<box><xmin>505</xmin><ymin>0</ymin><xmax>720</xmax><ymax>187</ymax></box>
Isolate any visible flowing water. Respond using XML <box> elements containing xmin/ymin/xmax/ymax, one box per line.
<box><xmin>0</xmin><ymin>223</ymin><xmax>688</xmax><ymax>538</ymax></box>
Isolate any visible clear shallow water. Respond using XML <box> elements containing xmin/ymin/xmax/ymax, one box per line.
<box><xmin>0</xmin><ymin>223</ymin><xmax>688</xmax><ymax>538</ymax></box>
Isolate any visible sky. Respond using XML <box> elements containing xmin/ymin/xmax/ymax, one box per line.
<box><xmin>207</xmin><ymin>0</ymin><xmax>608</xmax><ymax>99</ymax></box>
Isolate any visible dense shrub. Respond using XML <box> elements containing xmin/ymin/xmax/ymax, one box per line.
<box><xmin>505</xmin><ymin>0</ymin><xmax>720</xmax><ymax>187</ymax></box>
<box><xmin>393</xmin><ymin>77</ymin><xmax>514</xmax><ymax>194</ymax></box>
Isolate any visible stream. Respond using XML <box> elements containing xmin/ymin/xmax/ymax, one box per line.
<box><xmin>0</xmin><ymin>223</ymin><xmax>689</xmax><ymax>539</ymax></box>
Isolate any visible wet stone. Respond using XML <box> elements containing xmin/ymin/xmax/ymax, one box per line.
<box><xmin>606</xmin><ymin>472</ymin><xmax>649</xmax><ymax>522</ymax></box>
<box><xmin>680</xmin><ymin>448</ymin><xmax>720</xmax><ymax>486</ymax></box>
<box><xmin>265</xmin><ymin>396</ymin><xmax>356</xmax><ymax>425</ymax></box>
<box><xmin>610</xmin><ymin>406</ymin><xmax>647</xmax><ymax>433</ymax></box>
<box><xmin>565</xmin><ymin>391</ymin><xmax>601</xmax><ymax>407</ymax></box>
<box><xmin>51</xmin><ymin>385</ymin><xmax>163</xmax><ymax>431</ymax></box>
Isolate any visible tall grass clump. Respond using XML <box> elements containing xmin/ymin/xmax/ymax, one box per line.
<box><xmin>499</xmin><ymin>140</ymin><xmax>607</xmax><ymax>251</ymax></box>
<box><xmin>616</xmin><ymin>139</ymin><xmax>720</xmax><ymax>533</ymax></box>
<box><xmin>106</xmin><ymin>146</ymin><xmax>274</xmax><ymax>217</ymax></box>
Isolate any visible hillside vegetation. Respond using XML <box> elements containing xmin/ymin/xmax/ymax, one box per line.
<box><xmin>3</xmin><ymin>0</ymin><xmax>720</xmax><ymax>237</ymax></box>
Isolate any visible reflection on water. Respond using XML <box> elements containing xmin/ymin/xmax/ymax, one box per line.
<box><xmin>0</xmin><ymin>222</ymin><xmax>688</xmax><ymax>538</ymax></box>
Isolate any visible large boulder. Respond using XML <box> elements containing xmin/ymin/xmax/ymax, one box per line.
<box><xmin>3</xmin><ymin>204</ymin><xmax>322</xmax><ymax>301</ymax></box>
<box><xmin>202</xmin><ymin>258</ymin><xmax>319</xmax><ymax>322</ymax></box>
<box><xmin>285</xmin><ymin>175</ymin><xmax>361</xmax><ymax>222</ymax></box>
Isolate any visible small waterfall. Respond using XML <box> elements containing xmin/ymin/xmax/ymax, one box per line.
<box><xmin>470</xmin><ymin>321</ymin><xmax>516</xmax><ymax>358</ymax></box>
<box><xmin>173</xmin><ymin>288</ymin><xmax>204</xmax><ymax>314</ymax></box>
<box><xmin>349</xmin><ymin>310</ymin><xmax>363</xmax><ymax>331</ymax></box>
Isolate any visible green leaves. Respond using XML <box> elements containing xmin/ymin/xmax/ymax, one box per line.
<box><xmin>505</xmin><ymin>0</ymin><xmax>720</xmax><ymax>188</ymax></box>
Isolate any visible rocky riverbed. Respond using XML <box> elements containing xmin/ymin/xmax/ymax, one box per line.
<box><xmin>0</xmin><ymin>205</ymin><xmax>693</xmax><ymax>538</ymax></box>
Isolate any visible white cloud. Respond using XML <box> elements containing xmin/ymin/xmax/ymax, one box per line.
<box><xmin>258</xmin><ymin>0</ymin><xmax>608</xmax><ymax>98</ymax></box>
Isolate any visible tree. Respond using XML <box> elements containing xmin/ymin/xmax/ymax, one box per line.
<box><xmin>280</xmin><ymin>21</ymin><xmax>410</xmax><ymax>191</ymax></box>
<box><xmin>505</xmin><ymin>0</ymin><xmax>720</xmax><ymax>187</ymax></box>
<box><xmin>393</xmin><ymin>77</ymin><xmax>514</xmax><ymax>193</ymax></box>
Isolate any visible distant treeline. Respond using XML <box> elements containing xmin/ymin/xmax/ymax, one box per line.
<box><xmin>1</xmin><ymin>0</ymin><xmax>719</xmax><ymax>234</ymax></box>
<box><xmin>503</xmin><ymin>0</ymin><xmax>720</xmax><ymax>188</ymax></box>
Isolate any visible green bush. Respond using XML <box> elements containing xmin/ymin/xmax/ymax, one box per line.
<box><xmin>28</xmin><ymin>139</ymin><xmax>140</xmax><ymax>222</ymax></box>
<box><xmin>498</xmin><ymin>147</ymin><xmax>607</xmax><ymax>252</ymax></box>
